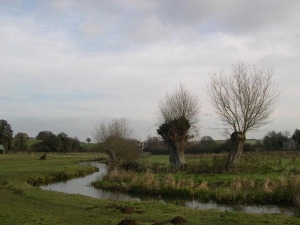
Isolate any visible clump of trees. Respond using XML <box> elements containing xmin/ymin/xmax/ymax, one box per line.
<box><xmin>143</xmin><ymin>136</ymin><xmax>168</xmax><ymax>155</ymax></box>
<box><xmin>36</xmin><ymin>131</ymin><xmax>54</xmax><ymax>141</ymax></box>
<box><xmin>86</xmin><ymin>138</ymin><xmax>91</xmax><ymax>143</ymax></box>
<box><xmin>157</xmin><ymin>84</ymin><xmax>200</xmax><ymax>170</ymax></box>
<box><xmin>187</xmin><ymin>136</ymin><xmax>262</xmax><ymax>154</ymax></box>
<box><xmin>94</xmin><ymin>118</ymin><xmax>141</xmax><ymax>162</ymax></box>
<box><xmin>207</xmin><ymin>62</ymin><xmax>280</xmax><ymax>170</ymax></box>
<box><xmin>263</xmin><ymin>129</ymin><xmax>300</xmax><ymax>150</ymax></box>
<box><xmin>263</xmin><ymin>130</ymin><xmax>288</xmax><ymax>150</ymax></box>
<box><xmin>0</xmin><ymin>119</ymin><xmax>13</xmax><ymax>151</ymax></box>
<box><xmin>187</xmin><ymin>136</ymin><xmax>224</xmax><ymax>154</ymax></box>
<box><xmin>32</xmin><ymin>131</ymin><xmax>80</xmax><ymax>152</ymax></box>
<box><xmin>14</xmin><ymin>132</ymin><xmax>29</xmax><ymax>154</ymax></box>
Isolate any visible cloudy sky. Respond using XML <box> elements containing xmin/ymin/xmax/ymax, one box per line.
<box><xmin>1</xmin><ymin>0</ymin><xmax>299</xmax><ymax>142</ymax></box>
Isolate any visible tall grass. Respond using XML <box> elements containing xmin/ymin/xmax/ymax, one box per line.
<box><xmin>95</xmin><ymin>167</ymin><xmax>300</xmax><ymax>204</ymax></box>
<box><xmin>94</xmin><ymin>151</ymin><xmax>300</xmax><ymax>204</ymax></box>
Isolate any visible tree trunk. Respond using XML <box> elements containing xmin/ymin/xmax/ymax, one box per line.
<box><xmin>226</xmin><ymin>131</ymin><xmax>246</xmax><ymax>171</ymax></box>
<box><xmin>106</xmin><ymin>149</ymin><xmax>117</xmax><ymax>161</ymax></box>
<box><xmin>168</xmin><ymin>142</ymin><xmax>185</xmax><ymax>171</ymax></box>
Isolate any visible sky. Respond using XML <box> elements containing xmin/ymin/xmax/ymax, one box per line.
<box><xmin>1</xmin><ymin>0</ymin><xmax>300</xmax><ymax>142</ymax></box>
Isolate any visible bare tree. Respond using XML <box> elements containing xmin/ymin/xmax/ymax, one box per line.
<box><xmin>207</xmin><ymin>62</ymin><xmax>280</xmax><ymax>170</ymax></box>
<box><xmin>157</xmin><ymin>83</ymin><xmax>200</xmax><ymax>170</ymax></box>
<box><xmin>94</xmin><ymin>118</ymin><xmax>140</xmax><ymax>162</ymax></box>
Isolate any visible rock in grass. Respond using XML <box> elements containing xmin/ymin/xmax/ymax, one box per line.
<box><xmin>117</xmin><ymin>219</ymin><xmax>138</xmax><ymax>225</ymax></box>
<box><xmin>40</xmin><ymin>154</ymin><xmax>46</xmax><ymax>160</ymax></box>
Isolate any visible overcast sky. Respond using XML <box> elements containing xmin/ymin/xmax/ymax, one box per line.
<box><xmin>1</xmin><ymin>0</ymin><xmax>300</xmax><ymax>142</ymax></box>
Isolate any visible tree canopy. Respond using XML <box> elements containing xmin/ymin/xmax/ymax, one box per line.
<box><xmin>36</xmin><ymin>131</ymin><xmax>53</xmax><ymax>141</ymax></box>
<box><xmin>0</xmin><ymin>119</ymin><xmax>13</xmax><ymax>150</ymax></box>
<box><xmin>207</xmin><ymin>62</ymin><xmax>280</xmax><ymax>134</ymax></box>
<box><xmin>32</xmin><ymin>132</ymin><xmax>81</xmax><ymax>152</ymax></box>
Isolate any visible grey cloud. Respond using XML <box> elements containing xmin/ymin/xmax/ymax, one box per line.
<box><xmin>156</xmin><ymin>1</ymin><xmax>300</xmax><ymax>33</ymax></box>
<box><xmin>3</xmin><ymin>0</ymin><xmax>298</xmax><ymax>51</ymax></box>
<box><xmin>1</xmin><ymin>0</ymin><xmax>300</xmax><ymax>141</ymax></box>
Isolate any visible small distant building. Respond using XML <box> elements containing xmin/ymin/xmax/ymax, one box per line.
<box><xmin>0</xmin><ymin>145</ymin><xmax>5</xmax><ymax>154</ymax></box>
<box><xmin>138</xmin><ymin>141</ymin><xmax>147</xmax><ymax>150</ymax></box>
<box><xmin>283</xmin><ymin>138</ymin><xmax>297</xmax><ymax>150</ymax></box>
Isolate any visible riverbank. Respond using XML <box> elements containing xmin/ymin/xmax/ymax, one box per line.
<box><xmin>94</xmin><ymin>152</ymin><xmax>300</xmax><ymax>205</ymax></box>
<box><xmin>1</xmin><ymin>153</ymin><xmax>300</xmax><ymax>225</ymax></box>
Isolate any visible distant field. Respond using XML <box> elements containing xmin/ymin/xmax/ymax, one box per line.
<box><xmin>11</xmin><ymin>139</ymin><xmax>41</xmax><ymax>148</ymax></box>
<box><xmin>80</xmin><ymin>142</ymin><xmax>99</xmax><ymax>150</ymax></box>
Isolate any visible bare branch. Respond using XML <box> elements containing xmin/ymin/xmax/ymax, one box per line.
<box><xmin>93</xmin><ymin>118</ymin><xmax>139</xmax><ymax>161</ymax></box>
<box><xmin>158</xmin><ymin>83</ymin><xmax>201</xmax><ymax>136</ymax></box>
<box><xmin>207</xmin><ymin>62</ymin><xmax>280</xmax><ymax>135</ymax></box>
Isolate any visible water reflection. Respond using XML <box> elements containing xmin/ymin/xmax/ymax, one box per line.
<box><xmin>40</xmin><ymin>162</ymin><xmax>140</xmax><ymax>201</ymax></box>
<box><xmin>40</xmin><ymin>162</ymin><xmax>294</xmax><ymax>215</ymax></box>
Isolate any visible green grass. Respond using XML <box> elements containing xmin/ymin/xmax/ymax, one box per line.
<box><xmin>1</xmin><ymin>153</ymin><xmax>300</xmax><ymax>224</ymax></box>
<box><xmin>80</xmin><ymin>142</ymin><xmax>99</xmax><ymax>150</ymax></box>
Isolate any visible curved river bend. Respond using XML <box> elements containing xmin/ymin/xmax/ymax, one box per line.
<box><xmin>40</xmin><ymin>162</ymin><xmax>294</xmax><ymax>215</ymax></box>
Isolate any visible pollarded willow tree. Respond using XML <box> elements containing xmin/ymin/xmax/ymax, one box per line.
<box><xmin>207</xmin><ymin>62</ymin><xmax>280</xmax><ymax>170</ymax></box>
<box><xmin>157</xmin><ymin>84</ymin><xmax>200</xmax><ymax>170</ymax></box>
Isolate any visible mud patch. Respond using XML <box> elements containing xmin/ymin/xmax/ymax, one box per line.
<box><xmin>14</xmin><ymin>189</ymin><xmax>24</xmax><ymax>195</ymax></box>
<box><xmin>117</xmin><ymin>219</ymin><xmax>138</xmax><ymax>225</ymax></box>
<box><xmin>170</xmin><ymin>216</ymin><xmax>187</xmax><ymax>224</ymax></box>
<box><xmin>109</xmin><ymin>204</ymin><xmax>146</xmax><ymax>215</ymax></box>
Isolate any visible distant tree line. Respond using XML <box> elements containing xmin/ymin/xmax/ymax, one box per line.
<box><xmin>144</xmin><ymin>135</ymin><xmax>264</xmax><ymax>155</ymax></box>
<box><xmin>0</xmin><ymin>119</ymin><xmax>13</xmax><ymax>151</ymax></box>
<box><xmin>32</xmin><ymin>131</ymin><xmax>81</xmax><ymax>152</ymax></box>
<box><xmin>263</xmin><ymin>129</ymin><xmax>300</xmax><ymax>150</ymax></box>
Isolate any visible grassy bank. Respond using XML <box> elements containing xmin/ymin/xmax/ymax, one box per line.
<box><xmin>1</xmin><ymin>153</ymin><xmax>300</xmax><ymax>225</ymax></box>
<box><xmin>95</xmin><ymin>151</ymin><xmax>300</xmax><ymax>204</ymax></box>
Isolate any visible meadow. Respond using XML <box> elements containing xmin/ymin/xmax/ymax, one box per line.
<box><xmin>1</xmin><ymin>152</ymin><xmax>300</xmax><ymax>225</ymax></box>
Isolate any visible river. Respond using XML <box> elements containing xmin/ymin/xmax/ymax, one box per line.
<box><xmin>40</xmin><ymin>161</ymin><xmax>294</xmax><ymax>215</ymax></box>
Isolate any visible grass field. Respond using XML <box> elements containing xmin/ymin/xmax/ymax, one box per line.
<box><xmin>1</xmin><ymin>152</ymin><xmax>300</xmax><ymax>225</ymax></box>
<box><xmin>80</xmin><ymin>141</ymin><xmax>100</xmax><ymax>150</ymax></box>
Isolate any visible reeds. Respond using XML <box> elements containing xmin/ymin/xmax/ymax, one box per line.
<box><xmin>94</xmin><ymin>151</ymin><xmax>300</xmax><ymax>204</ymax></box>
<box><xmin>96</xmin><ymin>168</ymin><xmax>300</xmax><ymax>204</ymax></box>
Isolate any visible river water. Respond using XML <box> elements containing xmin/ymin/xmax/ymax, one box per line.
<box><xmin>40</xmin><ymin>161</ymin><xmax>294</xmax><ymax>215</ymax></box>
